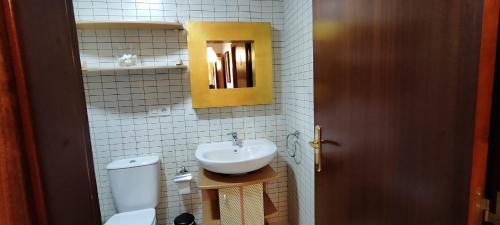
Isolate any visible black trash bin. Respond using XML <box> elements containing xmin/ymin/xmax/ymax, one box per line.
<box><xmin>174</xmin><ymin>213</ymin><xmax>196</xmax><ymax>225</ymax></box>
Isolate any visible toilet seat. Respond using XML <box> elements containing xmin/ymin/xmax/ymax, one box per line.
<box><xmin>105</xmin><ymin>208</ymin><xmax>156</xmax><ymax>225</ymax></box>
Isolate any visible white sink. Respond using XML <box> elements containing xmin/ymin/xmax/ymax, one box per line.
<box><xmin>195</xmin><ymin>138</ymin><xmax>277</xmax><ymax>174</ymax></box>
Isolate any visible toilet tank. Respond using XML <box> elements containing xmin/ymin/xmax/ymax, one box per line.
<box><xmin>107</xmin><ymin>156</ymin><xmax>160</xmax><ymax>212</ymax></box>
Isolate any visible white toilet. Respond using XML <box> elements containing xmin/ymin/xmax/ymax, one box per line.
<box><xmin>104</xmin><ymin>156</ymin><xmax>160</xmax><ymax>225</ymax></box>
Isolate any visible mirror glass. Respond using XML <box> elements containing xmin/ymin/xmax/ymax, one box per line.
<box><xmin>206</xmin><ymin>41</ymin><xmax>255</xmax><ymax>89</ymax></box>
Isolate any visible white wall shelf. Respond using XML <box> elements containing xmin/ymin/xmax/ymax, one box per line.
<box><xmin>82</xmin><ymin>64</ymin><xmax>188</xmax><ymax>72</ymax></box>
<box><xmin>76</xmin><ymin>20</ymin><xmax>184</xmax><ymax>30</ymax></box>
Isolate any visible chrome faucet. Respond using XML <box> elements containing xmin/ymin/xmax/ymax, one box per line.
<box><xmin>227</xmin><ymin>132</ymin><xmax>241</xmax><ymax>146</ymax></box>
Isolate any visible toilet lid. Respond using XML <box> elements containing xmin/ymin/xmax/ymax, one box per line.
<box><xmin>105</xmin><ymin>208</ymin><xmax>156</xmax><ymax>225</ymax></box>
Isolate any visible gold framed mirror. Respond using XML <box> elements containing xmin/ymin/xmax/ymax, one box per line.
<box><xmin>187</xmin><ymin>22</ymin><xmax>273</xmax><ymax>108</ymax></box>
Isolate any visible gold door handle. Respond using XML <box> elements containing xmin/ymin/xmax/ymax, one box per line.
<box><xmin>309</xmin><ymin>125</ymin><xmax>323</xmax><ymax>172</ymax></box>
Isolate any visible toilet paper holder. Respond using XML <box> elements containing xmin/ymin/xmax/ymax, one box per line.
<box><xmin>174</xmin><ymin>166</ymin><xmax>192</xmax><ymax>195</ymax></box>
<box><xmin>175</xmin><ymin>166</ymin><xmax>192</xmax><ymax>182</ymax></box>
<box><xmin>177</xmin><ymin>166</ymin><xmax>189</xmax><ymax>175</ymax></box>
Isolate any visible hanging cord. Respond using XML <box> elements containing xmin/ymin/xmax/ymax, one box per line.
<box><xmin>286</xmin><ymin>131</ymin><xmax>302</xmax><ymax>164</ymax></box>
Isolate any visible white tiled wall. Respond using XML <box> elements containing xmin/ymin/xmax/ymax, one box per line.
<box><xmin>74</xmin><ymin>0</ymin><xmax>315</xmax><ymax>224</ymax></box>
<box><xmin>282</xmin><ymin>0</ymin><xmax>314</xmax><ymax>225</ymax></box>
<box><xmin>73</xmin><ymin>1</ymin><xmax>288</xmax><ymax>225</ymax></box>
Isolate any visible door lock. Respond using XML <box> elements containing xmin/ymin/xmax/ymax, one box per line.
<box><xmin>477</xmin><ymin>190</ymin><xmax>500</xmax><ymax>224</ymax></box>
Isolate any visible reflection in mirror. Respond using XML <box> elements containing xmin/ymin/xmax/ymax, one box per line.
<box><xmin>207</xmin><ymin>41</ymin><xmax>255</xmax><ymax>89</ymax></box>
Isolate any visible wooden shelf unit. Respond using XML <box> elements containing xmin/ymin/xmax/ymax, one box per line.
<box><xmin>81</xmin><ymin>64</ymin><xmax>187</xmax><ymax>72</ymax></box>
<box><xmin>265</xmin><ymin>220</ymin><xmax>289</xmax><ymax>225</ymax></box>
<box><xmin>202</xmin><ymin>189</ymin><xmax>221</xmax><ymax>225</ymax></box>
<box><xmin>199</xmin><ymin>165</ymin><xmax>279</xmax><ymax>225</ymax></box>
<box><xmin>199</xmin><ymin>165</ymin><xmax>278</xmax><ymax>190</ymax></box>
<box><xmin>76</xmin><ymin>20</ymin><xmax>183</xmax><ymax>30</ymax></box>
<box><xmin>202</xmin><ymin>189</ymin><xmax>277</xmax><ymax>225</ymax></box>
<box><xmin>263</xmin><ymin>192</ymin><xmax>278</xmax><ymax>218</ymax></box>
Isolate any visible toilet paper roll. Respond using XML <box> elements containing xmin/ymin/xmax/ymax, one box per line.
<box><xmin>177</xmin><ymin>181</ymin><xmax>191</xmax><ymax>195</ymax></box>
<box><xmin>174</xmin><ymin>173</ymin><xmax>192</xmax><ymax>195</ymax></box>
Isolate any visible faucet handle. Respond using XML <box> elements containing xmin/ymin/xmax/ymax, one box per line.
<box><xmin>226</xmin><ymin>132</ymin><xmax>238</xmax><ymax>137</ymax></box>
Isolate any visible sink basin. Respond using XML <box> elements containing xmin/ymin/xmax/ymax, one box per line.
<box><xmin>195</xmin><ymin>138</ymin><xmax>277</xmax><ymax>174</ymax></box>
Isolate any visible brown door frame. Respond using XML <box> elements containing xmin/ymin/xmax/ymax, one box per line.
<box><xmin>1</xmin><ymin>1</ymin><xmax>48</xmax><ymax>224</ymax></box>
<box><xmin>468</xmin><ymin>1</ymin><xmax>500</xmax><ymax>225</ymax></box>
<box><xmin>0</xmin><ymin>0</ymin><xmax>101</xmax><ymax>224</ymax></box>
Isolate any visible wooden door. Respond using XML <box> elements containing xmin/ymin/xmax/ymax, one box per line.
<box><xmin>313</xmin><ymin>0</ymin><xmax>497</xmax><ymax>225</ymax></box>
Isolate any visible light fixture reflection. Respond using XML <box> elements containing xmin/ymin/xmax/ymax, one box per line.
<box><xmin>236</xmin><ymin>47</ymin><xmax>246</xmax><ymax>65</ymax></box>
<box><xmin>207</xmin><ymin>47</ymin><xmax>218</xmax><ymax>63</ymax></box>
